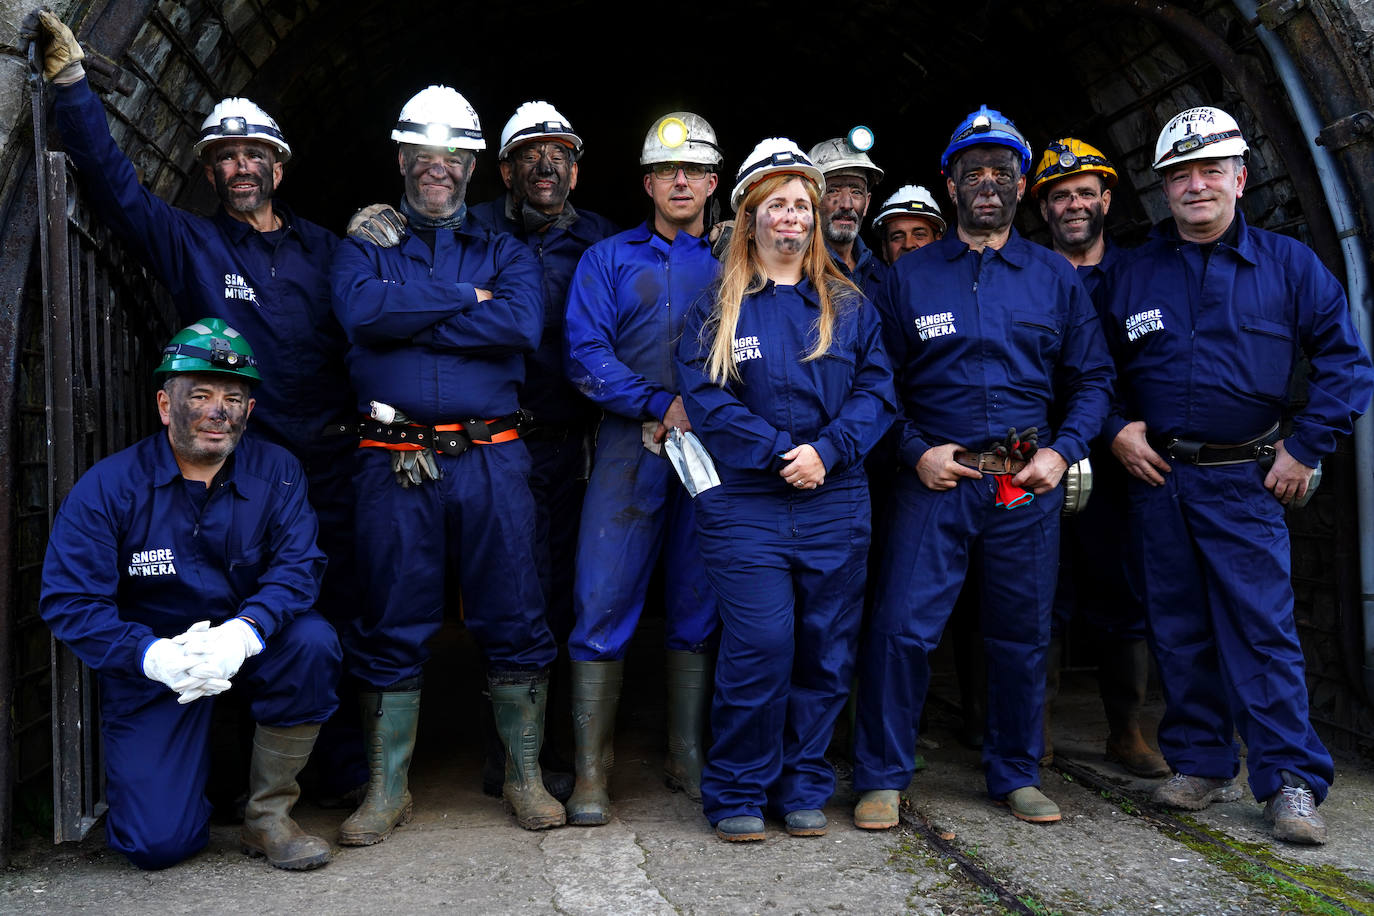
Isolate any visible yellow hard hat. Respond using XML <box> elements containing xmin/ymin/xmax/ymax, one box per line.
<box><xmin>1031</xmin><ymin>138</ymin><xmax>1118</xmax><ymax>197</ymax></box>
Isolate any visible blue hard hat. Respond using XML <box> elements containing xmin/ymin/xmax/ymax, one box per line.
<box><xmin>940</xmin><ymin>105</ymin><xmax>1032</xmax><ymax>176</ymax></box>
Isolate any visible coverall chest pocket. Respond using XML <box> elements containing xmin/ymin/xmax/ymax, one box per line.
<box><xmin>1237</xmin><ymin>314</ymin><xmax>1297</xmax><ymax>401</ymax></box>
<box><xmin>816</xmin><ymin>350</ymin><xmax>857</xmax><ymax>412</ymax></box>
<box><xmin>1010</xmin><ymin>309</ymin><xmax>1063</xmax><ymax>374</ymax></box>
<box><xmin>228</xmin><ymin>547</ymin><xmax>267</xmax><ymax>599</ymax></box>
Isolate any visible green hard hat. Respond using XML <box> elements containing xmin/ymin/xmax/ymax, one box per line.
<box><xmin>154</xmin><ymin>318</ymin><xmax>262</xmax><ymax>385</ymax></box>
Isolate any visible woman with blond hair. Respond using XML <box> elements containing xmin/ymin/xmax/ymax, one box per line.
<box><xmin>675</xmin><ymin>138</ymin><xmax>896</xmax><ymax>842</ymax></box>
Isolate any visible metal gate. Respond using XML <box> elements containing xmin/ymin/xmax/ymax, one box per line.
<box><xmin>26</xmin><ymin>51</ymin><xmax>178</xmax><ymax>843</ymax></box>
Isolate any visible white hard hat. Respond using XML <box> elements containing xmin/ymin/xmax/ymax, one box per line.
<box><xmin>640</xmin><ymin>112</ymin><xmax>723</xmax><ymax>167</ymax></box>
<box><xmin>807</xmin><ymin>133</ymin><xmax>883</xmax><ymax>188</ymax></box>
<box><xmin>498</xmin><ymin>100</ymin><xmax>583</xmax><ymax>160</ymax></box>
<box><xmin>194</xmin><ymin>98</ymin><xmax>291</xmax><ymax>162</ymax></box>
<box><xmin>731</xmin><ymin>138</ymin><xmax>825</xmax><ymax>212</ymax></box>
<box><xmin>872</xmin><ymin>184</ymin><xmax>946</xmax><ymax>234</ymax></box>
<box><xmin>392</xmin><ymin>85</ymin><xmax>485</xmax><ymax>150</ymax></box>
<box><xmin>1152</xmin><ymin>106</ymin><xmax>1249</xmax><ymax>171</ymax></box>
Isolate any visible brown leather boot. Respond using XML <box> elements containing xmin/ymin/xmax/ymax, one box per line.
<box><xmin>1100</xmin><ymin>638</ymin><xmax>1170</xmax><ymax>777</ymax></box>
<box><xmin>240</xmin><ymin>724</ymin><xmax>331</xmax><ymax>870</ymax></box>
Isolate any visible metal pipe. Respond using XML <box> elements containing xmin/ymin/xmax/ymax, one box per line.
<box><xmin>1232</xmin><ymin>0</ymin><xmax>1374</xmax><ymax>703</ymax></box>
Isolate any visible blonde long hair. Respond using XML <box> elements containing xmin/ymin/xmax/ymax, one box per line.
<box><xmin>704</xmin><ymin>173</ymin><xmax>860</xmax><ymax>384</ymax></box>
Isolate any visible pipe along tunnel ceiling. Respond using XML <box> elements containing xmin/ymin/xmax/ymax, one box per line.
<box><xmin>68</xmin><ymin>0</ymin><xmax>1341</xmax><ymax>269</ymax></box>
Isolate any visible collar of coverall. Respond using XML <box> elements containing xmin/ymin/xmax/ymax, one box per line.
<box><xmin>936</xmin><ymin>226</ymin><xmax>1031</xmax><ymax>266</ymax></box>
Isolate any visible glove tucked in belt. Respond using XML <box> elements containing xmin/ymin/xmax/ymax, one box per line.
<box><xmin>331</xmin><ymin>402</ymin><xmax>530</xmax><ymax>488</ymax></box>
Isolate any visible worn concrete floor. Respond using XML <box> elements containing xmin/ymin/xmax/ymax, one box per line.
<box><xmin>5</xmin><ymin>623</ymin><xmax>1374</xmax><ymax>915</ymax></box>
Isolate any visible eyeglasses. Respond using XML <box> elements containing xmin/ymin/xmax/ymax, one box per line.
<box><xmin>650</xmin><ymin>163</ymin><xmax>710</xmax><ymax>181</ymax></box>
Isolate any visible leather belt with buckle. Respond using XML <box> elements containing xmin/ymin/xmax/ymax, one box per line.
<box><xmin>953</xmin><ymin>450</ymin><xmax>1028</xmax><ymax>476</ymax></box>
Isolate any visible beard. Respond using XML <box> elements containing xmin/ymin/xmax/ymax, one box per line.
<box><xmin>823</xmin><ymin>208</ymin><xmax>861</xmax><ymax>244</ymax></box>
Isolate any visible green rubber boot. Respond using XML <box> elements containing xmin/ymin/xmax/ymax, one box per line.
<box><xmin>240</xmin><ymin>724</ymin><xmax>332</xmax><ymax>870</ymax></box>
<box><xmin>338</xmin><ymin>689</ymin><xmax>419</xmax><ymax>846</ymax></box>
<box><xmin>566</xmin><ymin>660</ymin><xmax>623</xmax><ymax>826</ymax></box>
<box><xmin>664</xmin><ymin>650</ymin><xmax>711</xmax><ymax>801</ymax></box>
<box><xmin>490</xmin><ymin>675</ymin><xmax>566</xmax><ymax>830</ymax></box>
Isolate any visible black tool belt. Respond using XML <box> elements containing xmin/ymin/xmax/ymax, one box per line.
<box><xmin>1149</xmin><ymin>422</ymin><xmax>1280</xmax><ymax>466</ymax></box>
<box><xmin>331</xmin><ymin>409</ymin><xmax>531</xmax><ymax>457</ymax></box>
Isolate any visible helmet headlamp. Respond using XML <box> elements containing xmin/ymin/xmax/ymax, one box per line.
<box><xmin>847</xmin><ymin>126</ymin><xmax>874</xmax><ymax>153</ymax></box>
<box><xmin>658</xmin><ymin>117</ymin><xmax>689</xmax><ymax>149</ymax></box>
<box><xmin>220</xmin><ymin>116</ymin><xmax>248</xmax><ymax>136</ymax></box>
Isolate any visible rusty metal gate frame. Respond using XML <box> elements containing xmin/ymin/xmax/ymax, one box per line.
<box><xmin>28</xmin><ymin>42</ymin><xmax>177</xmax><ymax>844</ymax></box>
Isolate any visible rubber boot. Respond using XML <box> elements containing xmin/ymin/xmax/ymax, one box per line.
<box><xmin>481</xmin><ymin>687</ymin><xmax>574</xmax><ymax>803</ymax></box>
<box><xmin>338</xmin><ymin>689</ymin><xmax>420</xmax><ymax>846</ymax></box>
<box><xmin>240</xmin><ymin>724</ymin><xmax>332</xmax><ymax>870</ymax></box>
<box><xmin>566</xmin><ymin>659</ymin><xmax>623</xmax><ymax>826</ymax></box>
<box><xmin>490</xmin><ymin>674</ymin><xmax>566</xmax><ymax>830</ymax></box>
<box><xmin>1100</xmin><ymin>637</ymin><xmax>1170</xmax><ymax>777</ymax></box>
<box><xmin>664</xmin><ymin>650</ymin><xmax>711</xmax><ymax>801</ymax></box>
<box><xmin>1041</xmin><ymin>637</ymin><xmax>1062</xmax><ymax>766</ymax></box>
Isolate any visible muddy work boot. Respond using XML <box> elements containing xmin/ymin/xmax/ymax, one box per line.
<box><xmin>1100</xmin><ymin>638</ymin><xmax>1170</xmax><ymax>778</ymax></box>
<box><xmin>565</xmin><ymin>659</ymin><xmax>623</xmax><ymax>826</ymax></box>
<box><xmin>1152</xmin><ymin>773</ymin><xmax>1243</xmax><ymax>811</ymax></box>
<box><xmin>240</xmin><ymin>724</ymin><xmax>332</xmax><ymax>870</ymax></box>
<box><xmin>339</xmin><ymin>688</ymin><xmax>420</xmax><ymax>846</ymax></box>
<box><xmin>1264</xmin><ymin>772</ymin><xmax>1328</xmax><ymax>845</ymax></box>
<box><xmin>715</xmin><ymin>815</ymin><xmax>765</xmax><ymax>842</ymax></box>
<box><xmin>490</xmin><ymin>674</ymin><xmax>566</xmax><ymax>830</ymax></box>
<box><xmin>1001</xmin><ymin>786</ymin><xmax>1061</xmax><ymax>824</ymax></box>
<box><xmin>853</xmin><ymin>790</ymin><xmax>900</xmax><ymax>830</ymax></box>
<box><xmin>664</xmin><ymin>650</ymin><xmax>711</xmax><ymax>800</ymax></box>
<box><xmin>481</xmin><ymin>687</ymin><xmax>574</xmax><ymax>803</ymax></box>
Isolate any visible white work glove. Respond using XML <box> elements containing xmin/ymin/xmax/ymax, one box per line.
<box><xmin>141</xmin><ymin>638</ymin><xmax>200</xmax><ymax>694</ymax></box>
<box><xmin>181</xmin><ymin>617</ymin><xmax>265</xmax><ymax>681</ymax></box>
<box><xmin>167</xmin><ymin>621</ymin><xmax>232</xmax><ymax>704</ymax></box>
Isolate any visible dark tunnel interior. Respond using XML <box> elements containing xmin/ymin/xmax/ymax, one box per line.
<box><xmin>166</xmin><ymin>0</ymin><xmax>1206</xmax><ymax>250</ymax></box>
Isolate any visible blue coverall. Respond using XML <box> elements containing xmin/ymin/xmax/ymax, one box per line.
<box><xmin>854</xmin><ymin>230</ymin><xmax>1115</xmax><ymax>799</ymax></box>
<box><xmin>563</xmin><ymin>223</ymin><xmax>720</xmax><ymax>661</ymax></box>
<box><xmin>52</xmin><ymin>77</ymin><xmax>358</xmax><ymax>621</ymax></box>
<box><xmin>468</xmin><ymin>197</ymin><xmax>618</xmax><ymax>640</ymax></box>
<box><xmin>1097</xmin><ymin>213</ymin><xmax>1374</xmax><ymax>805</ymax></box>
<box><xmin>39</xmin><ymin>434</ymin><xmax>339</xmax><ymax>870</ymax></box>
<box><xmin>677</xmin><ymin>279</ymin><xmax>895</xmax><ymax>824</ymax></box>
<box><xmin>331</xmin><ymin>224</ymin><xmax>557</xmax><ymax>686</ymax></box>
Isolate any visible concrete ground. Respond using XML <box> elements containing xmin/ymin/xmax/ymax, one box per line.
<box><xmin>5</xmin><ymin>624</ymin><xmax>1374</xmax><ymax>915</ymax></box>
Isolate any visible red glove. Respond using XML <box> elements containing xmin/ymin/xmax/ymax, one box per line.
<box><xmin>994</xmin><ymin>475</ymin><xmax>1034</xmax><ymax>509</ymax></box>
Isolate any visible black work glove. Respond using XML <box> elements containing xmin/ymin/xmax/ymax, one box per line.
<box><xmin>347</xmin><ymin>204</ymin><xmax>407</xmax><ymax>248</ymax></box>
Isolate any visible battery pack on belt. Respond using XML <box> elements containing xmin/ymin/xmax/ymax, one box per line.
<box><xmin>1149</xmin><ymin>422</ymin><xmax>1280</xmax><ymax>466</ymax></box>
<box><xmin>356</xmin><ymin>411</ymin><xmax>526</xmax><ymax>456</ymax></box>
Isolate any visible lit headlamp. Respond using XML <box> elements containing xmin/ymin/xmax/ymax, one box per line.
<box><xmin>220</xmin><ymin>116</ymin><xmax>248</xmax><ymax>136</ymax></box>
<box><xmin>657</xmin><ymin>117</ymin><xmax>689</xmax><ymax>149</ymax></box>
<box><xmin>848</xmin><ymin>126</ymin><xmax>875</xmax><ymax>153</ymax></box>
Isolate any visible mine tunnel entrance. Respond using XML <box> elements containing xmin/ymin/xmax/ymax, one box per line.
<box><xmin>5</xmin><ymin>0</ymin><xmax>1374</xmax><ymax>857</ymax></box>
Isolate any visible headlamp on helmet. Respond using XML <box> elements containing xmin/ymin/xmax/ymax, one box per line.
<box><xmin>155</xmin><ymin>318</ymin><xmax>262</xmax><ymax>385</ymax></box>
<box><xmin>1030</xmin><ymin>138</ymin><xmax>1118</xmax><ymax>197</ymax></box>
